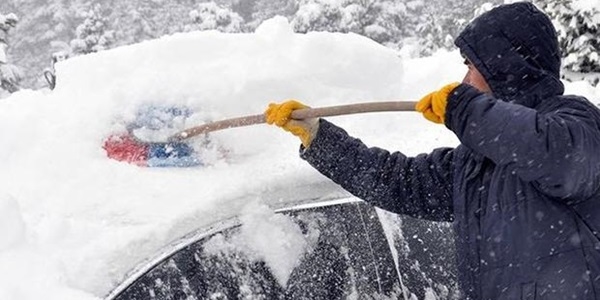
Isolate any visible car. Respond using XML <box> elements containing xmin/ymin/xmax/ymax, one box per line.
<box><xmin>105</xmin><ymin>194</ymin><xmax>459</xmax><ymax>300</ymax></box>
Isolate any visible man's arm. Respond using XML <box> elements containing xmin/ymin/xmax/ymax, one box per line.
<box><xmin>301</xmin><ymin>119</ymin><xmax>455</xmax><ymax>222</ymax></box>
<box><xmin>446</xmin><ymin>84</ymin><xmax>600</xmax><ymax>200</ymax></box>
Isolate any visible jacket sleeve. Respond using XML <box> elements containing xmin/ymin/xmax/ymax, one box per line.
<box><xmin>445</xmin><ymin>84</ymin><xmax>600</xmax><ymax>200</ymax></box>
<box><xmin>300</xmin><ymin>119</ymin><xmax>455</xmax><ymax>222</ymax></box>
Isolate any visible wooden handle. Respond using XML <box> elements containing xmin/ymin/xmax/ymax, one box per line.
<box><xmin>169</xmin><ymin>101</ymin><xmax>417</xmax><ymax>141</ymax></box>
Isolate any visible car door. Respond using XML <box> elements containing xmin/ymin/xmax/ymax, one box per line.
<box><xmin>376</xmin><ymin>209</ymin><xmax>459</xmax><ymax>299</ymax></box>
<box><xmin>106</xmin><ymin>199</ymin><xmax>458</xmax><ymax>300</ymax></box>
<box><xmin>106</xmin><ymin>199</ymin><xmax>404</xmax><ymax>299</ymax></box>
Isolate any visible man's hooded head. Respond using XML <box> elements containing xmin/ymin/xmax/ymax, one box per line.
<box><xmin>455</xmin><ymin>2</ymin><xmax>564</xmax><ymax>106</ymax></box>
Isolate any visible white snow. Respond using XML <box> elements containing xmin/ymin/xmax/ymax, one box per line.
<box><xmin>238</xmin><ymin>203</ymin><xmax>309</xmax><ymax>287</ymax></box>
<box><xmin>0</xmin><ymin>194</ymin><xmax>25</xmax><ymax>251</ymax></box>
<box><xmin>0</xmin><ymin>17</ymin><xmax>599</xmax><ymax>300</ymax></box>
<box><xmin>202</xmin><ymin>201</ymin><xmax>313</xmax><ymax>287</ymax></box>
<box><xmin>572</xmin><ymin>0</ymin><xmax>600</xmax><ymax>14</ymax></box>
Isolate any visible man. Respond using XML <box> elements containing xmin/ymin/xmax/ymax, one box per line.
<box><xmin>265</xmin><ymin>2</ymin><xmax>600</xmax><ymax>299</ymax></box>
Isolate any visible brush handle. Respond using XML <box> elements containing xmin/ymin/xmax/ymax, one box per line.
<box><xmin>169</xmin><ymin>101</ymin><xmax>417</xmax><ymax>141</ymax></box>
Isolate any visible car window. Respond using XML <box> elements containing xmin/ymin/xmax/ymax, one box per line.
<box><xmin>377</xmin><ymin>209</ymin><xmax>459</xmax><ymax>299</ymax></box>
<box><xmin>109</xmin><ymin>201</ymin><xmax>404</xmax><ymax>300</ymax></box>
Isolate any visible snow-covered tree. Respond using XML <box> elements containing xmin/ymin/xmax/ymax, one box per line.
<box><xmin>106</xmin><ymin>0</ymin><xmax>190</xmax><ymax>47</ymax></box>
<box><xmin>291</xmin><ymin>0</ymin><xmax>408</xmax><ymax>48</ymax></box>
<box><xmin>70</xmin><ymin>4</ymin><xmax>114</xmax><ymax>55</ymax></box>
<box><xmin>184</xmin><ymin>2</ymin><xmax>245</xmax><ymax>33</ymax></box>
<box><xmin>361</xmin><ymin>1</ymin><xmax>409</xmax><ymax>47</ymax></box>
<box><xmin>291</xmin><ymin>0</ymin><xmax>346</xmax><ymax>33</ymax></box>
<box><xmin>410</xmin><ymin>0</ymin><xmax>502</xmax><ymax>56</ymax></box>
<box><xmin>536</xmin><ymin>0</ymin><xmax>600</xmax><ymax>73</ymax></box>
<box><xmin>0</xmin><ymin>13</ymin><xmax>18</xmax><ymax>64</ymax></box>
<box><xmin>0</xmin><ymin>12</ymin><xmax>21</xmax><ymax>94</ymax></box>
<box><xmin>0</xmin><ymin>0</ymin><xmax>87</xmax><ymax>89</ymax></box>
<box><xmin>409</xmin><ymin>0</ymin><xmax>450</xmax><ymax>55</ymax></box>
<box><xmin>110</xmin><ymin>3</ymin><xmax>157</xmax><ymax>45</ymax></box>
<box><xmin>289</xmin><ymin>0</ymin><xmax>505</xmax><ymax>54</ymax></box>
<box><xmin>243</xmin><ymin>0</ymin><xmax>298</xmax><ymax>30</ymax></box>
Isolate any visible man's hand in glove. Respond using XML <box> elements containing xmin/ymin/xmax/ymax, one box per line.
<box><xmin>265</xmin><ymin>100</ymin><xmax>319</xmax><ymax>148</ymax></box>
<box><xmin>415</xmin><ymin>82</ymin><xmax>460</xmax><ymax>124</ymax></box>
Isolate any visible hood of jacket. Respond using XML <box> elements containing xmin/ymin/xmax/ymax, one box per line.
<box><xmin>454</xmin><ymin>2</ymin><xmax>564</xmax><ymax>107</ymax></box>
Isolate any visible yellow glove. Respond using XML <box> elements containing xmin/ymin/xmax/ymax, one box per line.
<box><xmin>415</xmin><ymin>82</ymin><xmax>460</xmax><ymax>124</ymax></box>
<box><xmin>265</xmin><ymin>100</ymin><xmax>319</xmax><ymax>147</ymax></box>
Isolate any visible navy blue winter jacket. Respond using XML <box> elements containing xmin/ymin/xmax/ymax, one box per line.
<box><xmin>301</xmin><ymin>3</ymin><xmax>600</xmax><ymax>299</ymax></box>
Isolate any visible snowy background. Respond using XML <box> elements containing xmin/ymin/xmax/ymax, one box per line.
<box><xmin>0</xmin><ymin>17</ymin><xmax>599</xmax><ymax>300</ymax></box>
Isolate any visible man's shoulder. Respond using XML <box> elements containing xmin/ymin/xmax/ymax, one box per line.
<box><xmin>540</xmin><ymin>94</ymin><xmax>600</xmax><ymax>126</ymax></box>
<box><xmin>540</xmin><ymin>94</ymin><xmax>599</xmax><ymax>112</ymax></box>
<box><xmin>558</xmin><ymin>94</ymin><xmax>593</xmax><ymax>102</ymax></box>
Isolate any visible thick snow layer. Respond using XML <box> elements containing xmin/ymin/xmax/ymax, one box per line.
<box><xmin>0</xmin><ymin>17</ymin><xmax>598</xmax><ymax>299</ymax></box>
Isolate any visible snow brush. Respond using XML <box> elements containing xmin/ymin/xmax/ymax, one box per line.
<box><xmin>168</xmin><ymin>101</ymin><xmax>418</xmax><ymax>142</ymax></box>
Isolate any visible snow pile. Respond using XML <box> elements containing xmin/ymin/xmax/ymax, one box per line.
<box><xmin>0</xmin><ymin>16</ymin><xmax>598</xmax><ymax>300</ymax></box>
<box><xmin>202</xmin><ymin>202</ymin><xmax>313</xmax><ymax>287</ymax></box>
<box><xmin>0</xmin><ymin>194</ymin><xmax>25</xmax><ymax>251</ymax></box>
